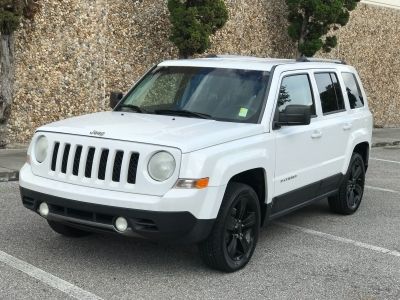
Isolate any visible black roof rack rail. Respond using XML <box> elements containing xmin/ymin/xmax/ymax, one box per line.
<box><xmin>296</xmin><ymin>56</ymin><xmax>346</xmax><ymax>65</ymax></box>
<box><xmin>205</xmin><ymin>54</ymin><xmax>219</xmax><ymax>58</ymax></box>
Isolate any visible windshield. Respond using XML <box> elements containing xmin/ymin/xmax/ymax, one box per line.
<box><xmin>116</xmin><ymin>66</ymin><xmax>269</xmax><ymax>123</ymax></box>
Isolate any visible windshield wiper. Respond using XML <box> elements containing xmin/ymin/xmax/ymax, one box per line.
<box><xmin>118</xmin><ymin>104</ymin><xmax>146</xmax><ymax>113</ymax></box>
<box><xmin>154</xmin><ymin>109</ymin><xmax>213</xmax><ymax>119</ymax></box>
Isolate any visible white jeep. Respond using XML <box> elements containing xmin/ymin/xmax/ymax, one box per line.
<box><xmin>20</xmin><ymin>55</ymin><xmax>373</xmax><ymax>272</ymax></box>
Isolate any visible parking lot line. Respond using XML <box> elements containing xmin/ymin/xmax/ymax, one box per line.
<box><xmin>365</xmin><ymin>185</ymin><xmax>400</xmax><ymax>195</ymax></box>
<box><xmin>0</xmin><ymin>250</ymin><xmax>103</xmax><ymax>300</ymax></box>
<box><xmin>370</xmin><ymin>157</ymin><xmax>400</xmax><ymax>164</ymax></box>
<box><xmin>275</xmin><ymin>222</ymin><xmax>400</xmax><ymax>258</ymax></box>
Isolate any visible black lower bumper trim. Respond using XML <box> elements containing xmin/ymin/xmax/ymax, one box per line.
<box><xmin>20</xmin><ymin>187</ymin><xmax>214</xmax><ymax>244</ymax></box>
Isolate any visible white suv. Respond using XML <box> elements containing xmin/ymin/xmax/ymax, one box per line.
<box><xmin>20</xmin><ymin>55</ymin><xmax>373</xmax><ymax>272</ymax></box>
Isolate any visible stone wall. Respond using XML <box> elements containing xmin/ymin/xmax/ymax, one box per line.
<box><xmin>318</xmin><ymin>3</ymin><xmax>400</xmax><ymax>128</ymax></box>
<box><xmin>5</xmin><ymin>0</ymin><xmax>400</xmax><ymax>144</ymax></box>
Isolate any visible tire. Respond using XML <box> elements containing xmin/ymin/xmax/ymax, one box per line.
<box><xmin>328</xmin><ymin>153</ymin><xmax>365</xmax><ymax>215</ymax></box>
<box><xmin>47</xmin><ymin>220</ymin><xmax>92</xmax><ymax>238</ymax></box>
<box><xmin>198</xmin><ymin>182</ymin><xmax>261</xmax><ymax>272</ymax></box>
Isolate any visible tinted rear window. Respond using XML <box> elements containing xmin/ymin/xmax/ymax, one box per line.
<box><xmin>342</xmin><ymin>72</ymin><xmax>364</xmax><ymax>109</ymax></box>
<box><xmin>315</xmin><ymin>72</ymin><xmax>345</xmax><ymax>114</ymax></box>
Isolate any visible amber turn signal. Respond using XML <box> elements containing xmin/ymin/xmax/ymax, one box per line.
<box><xmin>175</xmin><ymin>178</ymin><xmax>209</xmax><ymax>189</ymax></box>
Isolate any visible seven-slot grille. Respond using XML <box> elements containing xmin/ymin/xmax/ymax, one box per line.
<box><xmin>50</xmin><ymin>142</ymin><xmax>139</xmax><ymax>184</ymax></box>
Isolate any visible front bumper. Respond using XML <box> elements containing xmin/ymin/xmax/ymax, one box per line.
<box><xmin>20</xmin><ymin>187</ymin><xmax>214</xmax><ymax>243</ymax></box>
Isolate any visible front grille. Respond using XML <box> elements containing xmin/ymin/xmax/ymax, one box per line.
<box><xmin>50</xmin><ymin>142</ymin><xmax>139</xmax><ymax>184</ymax></box>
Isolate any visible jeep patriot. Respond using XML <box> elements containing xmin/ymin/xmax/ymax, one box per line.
<box><xmin>20</xmin><ymin>55</ymin><xmax>373</xmax><ymax>272</ymax></box>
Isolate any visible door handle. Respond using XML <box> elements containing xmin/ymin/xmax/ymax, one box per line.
<box><xmin>311</xmin><ymin>130</ymin><xmax>322</xmax><ymax>139</ymax></box>
<box><xmin>343</xmin><ymin>123</ymin><xmax>352</xmax><ymax>131</ymax></box>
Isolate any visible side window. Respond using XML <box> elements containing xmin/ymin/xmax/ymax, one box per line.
<box><xmin>342</xmin><ymin>72</ymin><xmax>364</xmax><ymax>109</ymax></box>
<box><xmin>315</xmin><ymin>72</ymin><xmax>345</xmax><ymax>114</ymax></box>
<box><xmin>278</xmin><ymin>74</ymin><xmax>315</xmax><ymax>115</ymax></box>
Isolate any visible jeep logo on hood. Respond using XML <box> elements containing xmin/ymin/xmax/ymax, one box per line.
<box><xmin>90</xmin><ymin>130</ymin><xmax>105</xmax><ymax>137</ymax></box>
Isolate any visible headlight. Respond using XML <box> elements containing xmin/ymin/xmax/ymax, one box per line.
<box><xmin>147</xmin><ymin>151</ymin><xmax>176</xmax><ymax>182</ymax></box>
<box><xmin>34</xmin><ymin>135</ymin><xmax>48</xmax><ymax>163</ymax></box>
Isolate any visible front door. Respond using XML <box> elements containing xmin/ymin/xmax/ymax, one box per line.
<box><xmin>272</xmin><ymin>71</ymin><xmax>326</xmax><ymax>214</ymax></box>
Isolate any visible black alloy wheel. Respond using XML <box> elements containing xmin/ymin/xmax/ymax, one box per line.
<box><xmin>224</xmin><ymin>194</ymin><xmax>257</xmax><ymax>262</ymax></box>
<box><xmin>346</xmin><ymin>156</ymin><xmax>364</xmax><ymax>209</ymax></box>
<box><xmin>198</xmin><ymin>182</ymin><xmax>261</xmax><ymax>272</ymax></box>
<box><xmin>328</xmin><ymin>153</ymin><xmax>365</xmax><ymax>215</ymax></box>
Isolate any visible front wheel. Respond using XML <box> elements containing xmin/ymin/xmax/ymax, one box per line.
<box><xmin>198</xmin><ymin>183</ymin><xmax>261</xmax><ymax>272</ymax></box>
<box><xmin>328</xmin><ymin>153</ymin><xmax>366</xmax><ymax>215</ymax></box>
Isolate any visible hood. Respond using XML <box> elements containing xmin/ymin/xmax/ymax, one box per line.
<box><xmin>37</xmin><ymin>112</ymin><xmax>265</xmax><ymax>153</ymax></box>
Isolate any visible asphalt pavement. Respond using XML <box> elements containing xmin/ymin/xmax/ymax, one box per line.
<box><xmin>0</xmin><ymin>146</ymin><xmax>399</xmax><ymax>299</ymax></box>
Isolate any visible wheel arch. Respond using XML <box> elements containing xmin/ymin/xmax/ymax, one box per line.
<box><xmin>342</xmin><ymin>127</ymin><xmax>371</xmax><ymax>174</ymax></box>
<box><xmin>353</xmin><ymin>141</ymin><xmax>370</xmax><ymax>170</ymax></box>
<box><xmin>228</xmin><ymin>168</ymin><xmax>268</xmax><ymax>226</ymax></box>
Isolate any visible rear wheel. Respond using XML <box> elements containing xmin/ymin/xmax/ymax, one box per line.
<box><xmin>328</xmin><ymin>153</ymin><xmax>365</xmax><ymax>214</ymax></box>
<box><xmin>198</xmin><ymin>182</ymin><xmax>261</xmax><ymax>272</ymax></box>
<box><xmin>47</xmin><ymin>220</ymin><xmax>92</xmax><ymax>238</ymax></box>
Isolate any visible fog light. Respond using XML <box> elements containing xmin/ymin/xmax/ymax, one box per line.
<box><xmin>114</xmin><ymin>217</ymin><xmax>128</xmax><ymax>232</ymax></box>
<box><xmin>38</xmin><ymin>202</ymin><xmax>49</xmax><ymax>217</ymax></box>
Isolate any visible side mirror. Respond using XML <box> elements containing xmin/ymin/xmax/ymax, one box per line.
<box><xmin>276</xmin><ymin>105</ymin><xmax>311</xmax><ymax>127</ymax></box>
<box><xmin>109</xmin><ymin>91</ymin><xmax>124</xmax><ymax>109</ymax></box>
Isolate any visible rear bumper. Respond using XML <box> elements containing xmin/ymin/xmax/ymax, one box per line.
<box><xmin>20</xmin><ymin>187</ymin><xmax>214</xmax><ymax>243</ymax></box>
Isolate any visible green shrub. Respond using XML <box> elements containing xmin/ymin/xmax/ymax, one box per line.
<box><xmin>286</xmin><ymin>0</ymin><xmax>360</xmax><ymax>57</ymax></box>
<box><xmin>0</xmin><ymin>0</ymin><xmax>39</xmax><ymax>34</ymax></box>
<box><xmin>168</xmin><ymin>0</ymin><xmax>228</xmax><ymax>58</ymax></box>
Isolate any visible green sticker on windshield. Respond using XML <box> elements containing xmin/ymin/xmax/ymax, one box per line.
<box><xmin>239</xmin><ymin>107</ymin><xmax>248</xmax><ymax>118</ymax></box>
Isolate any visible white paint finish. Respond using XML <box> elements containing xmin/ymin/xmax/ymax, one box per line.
<box><xmin>0</xmin><ymin>250</ymin><xmax>103</xmax><ymax>300</ymax></box>
<box><xmin>19</xmin><ymin>164</ymin><xmax>224</xmax><ymax>219</ymax></box>
<box><xmin>37</xmin><ymin>112</ymin><xmax>264</xmax><ymax>154</ymax></box>
<box><xmin>362</xmin><ymin>0</ymin><xmax>400</xmax><ymax>9</ymax></box>
<box><xmin>370</xmin><ymin>157</ymin><xmax>400</xmax><ymax>164</ymax></box>
<box><xmin>275</xmin><ymin>222</ymin><xmax>400</xmax><ymax>258</ymax></box>
<box><xmin>365</xmin><ymin>185</ymin><xmax>400</xmax><ymax>195</ymax></box>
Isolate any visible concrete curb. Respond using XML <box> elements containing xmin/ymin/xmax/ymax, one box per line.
<box><xmin>372</xmin><ymin>141</ymin><xmax>400</xmax><ymax>148</ymax></box>
<box><xmin>0</xmin><ymin>170</ymin><xmax>19</xmax><ymax>182</ymax></box>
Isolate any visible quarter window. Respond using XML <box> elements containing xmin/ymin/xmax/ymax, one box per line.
<box><xmin>342</xmin><ymin>72</ymin><xmax>364</xmax><ymax>109</ymax></box>
<box><xmin>278</xmin><ymin>74</ymin><xmax>315</xmax><ymax>115</ymax></box>
<box><xmin>315</xmin><ymin>72</ymin><xmax>345</xmax><ymax>114</ymax></box>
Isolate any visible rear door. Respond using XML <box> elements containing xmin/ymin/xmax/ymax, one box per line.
<box><xmin>311</xmin><ymin>70</ymin><xmax>351</xmax><ymax>192</ymax></box>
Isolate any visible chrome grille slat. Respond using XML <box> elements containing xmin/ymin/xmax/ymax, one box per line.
<box><xmin>119</xmin><ymin>151</ymin><xmax>131</xmax><ymax>185</ymax></box>
<box><xmin>104</xmin><ymin>149</ymin><xmax>116</xmax><ymax>183</ymax></box>
<box><xmin>91</xmin><ymin>148</ymin><xmax>102</xmax><ymax>181</ymax></box>
<box><xmin>78</xmin><ymin>146</ymin><xmax>89</xmax><ymax>178</ymax></box>
<box><xmin>55</xmin><ymin>143</ymin><xmax>65</xmax><ymax>173</ymax></box>
<box><xmin>66</xmin><ymin>144</ymin><xmax>76</xmax><ymax>175</ymax></box>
